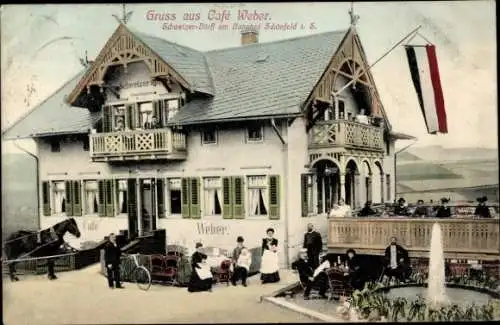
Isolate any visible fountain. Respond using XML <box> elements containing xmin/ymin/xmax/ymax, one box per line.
<box><xmin>426</xmin><ymin>222</ymin><xmax>449</xmax><ymax>306</ymax></box>
<box><xmin>382</xmin><ymin>222</ymin><xmax>498</xmax><ymax>307</ymax></box>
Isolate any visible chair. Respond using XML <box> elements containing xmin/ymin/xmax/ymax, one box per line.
<box><xmin>214</xmin><ymin>259</ymin><xmax>232</xmax><ymax>285</ymax></box>
<box><xmin>325</xmin><ymin>267</ymin><xmax>354</xmax><ymax>300</ymax></box>
<box><xmin>151</xmin><ymin>254</ymin><xmax>179</xmax><ymax>285</ymax></box>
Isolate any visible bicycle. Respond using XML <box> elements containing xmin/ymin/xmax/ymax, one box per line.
<box><xmin>118</xmin><ymin>253</ymin><xmax>152</xmax><ymax>291</ymax></box>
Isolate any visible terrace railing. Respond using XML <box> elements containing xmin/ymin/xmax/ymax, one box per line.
<box><xmin>308</xmin><ymin>120</ymin><xmax>384</xmax><ymax>151</ymax></box>
<box><xmin>327</xmin><ymin>217</ymin><xmax>500</xmax><ymax>260</ymax></box>
<box><xmin>89</xmin><ymin>128</ymin><xmax>187</xmax><ymax>162</ymax></box>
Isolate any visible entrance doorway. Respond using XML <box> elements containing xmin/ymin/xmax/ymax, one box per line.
<box><xmin>345</xmin><ymin>160</ymin><xmax>359</xmax><ymax>209</ymax></box>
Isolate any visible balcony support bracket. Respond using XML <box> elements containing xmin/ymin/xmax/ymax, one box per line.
<box><xmin>271</xmin><ymin>118</ymin><xmax>286</xmax><ymax>145</ymax></box>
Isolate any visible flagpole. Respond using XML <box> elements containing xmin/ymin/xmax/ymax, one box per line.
<box><xmin>331</xmin><ymin>25</ymin><xmax>422</xmax><ymax>98</ymax></box>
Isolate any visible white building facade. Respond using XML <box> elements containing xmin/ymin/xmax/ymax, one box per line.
<box><xmin>4</xmin><ymin>23</ymin><xmax>406</xmax><ymax>268</ymax></box>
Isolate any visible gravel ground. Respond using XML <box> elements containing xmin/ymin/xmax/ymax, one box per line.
<box><xmin>280</xmin><ymin>291</ymin><xmax>342</xmax><ymax>318</ymax></box>
<box><xmin>3</xmin><ymin>265</ymin><xmax>321</xmax><ymax>324</ymax></box>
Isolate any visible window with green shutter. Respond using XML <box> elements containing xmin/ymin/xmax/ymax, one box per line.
<box><xmin>157</xmin><ymin>179</ymin><xmax>165</xmax><ymax>218</ymax></box>
<box><xmin>105</xmin><ymin>180</ymin><xmax>115</xmax><ymax>217</ymax></box>
<box><xmin>301</xmin><ymin>174</ymin><xmax>309</xmax><ymax>217</ymax></box>
<box><xmin>73</xmin><ymin>180</ymin><xmax>82</xmax><ymax>216</ymax></box>
<box><xmin>65</xmin><ymin>181</ymin><xmax>73</xmax><ymax>216</ymax></box>
<box><xmin>125</xmin><ymin>104</ymin><xmax>135</xmax><ymax>130</ymax></box>
<box><xmin>97</xmin><ymin>180</ymin><xmax>106</xmax><ymax>217</ymax></box>
<box><xmin>127</xmin><ymin>179</ymin><xmax>138</xmax><ymax>239</ymax></box>
<box><xmin>268</xmin><ymin>175</ymin><xmax>280</xmax><ymax>219</ymax></box>
<box><xmin>233</xmin><ymin>176</ymin><xmax>245</xmax><ymax>219</ymax></box>
<box><xmin>190</xmin><ymin>178</ymin><xmax>201</xmax><ymax>219</ymax></box>
<box><xmin>102</xmin><ymin>105</ymin><xmax>112</xmax><ymax>133</ymax></box>
<box><xmin>42</xmin><ymin>181</ymin><xmax>51</xmax><ymax>216</ymax></box>
<box><xmin>222</xmin><ymin>177</ymin><xmax>233</xmax><ymax>219</ymax></box>
<box><xmin>181</xmin><ymin>178</ymin><xmax>190</xmax><ymax>218</ymax></box>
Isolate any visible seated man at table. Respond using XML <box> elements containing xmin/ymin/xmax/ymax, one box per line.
<box><xmin>383</xmin><ymin>237</ymin><xmax>411</xmax><ymax>282</ymax></box>
<box><xmin>292</xmin><ymin>249</ymin><xmax>329</xmax><ymax>299</ymax></box>
<box><xmin>345</xmin><ymin>249</ymin><xmax>364</xmax><ymax>290</ymax></box>
<box><xmin>358</xmin><ymin>201</ymin><xmax>377</xmax><ymax>217</ymax></box>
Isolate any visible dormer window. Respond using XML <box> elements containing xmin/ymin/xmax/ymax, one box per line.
<box><xmin>202</xmin><ymin>129</ymin><xmax>217</xmax><ymax>144</ymax></box>
<box><xmin>138</xmin><ymin>102</ymin><xmax>153</xmax><ymax>129</ymax></box>
<box><xmin>247</xmin><ymin>124</ymin><xmax>263</xmax><ymax>142</ymax></box>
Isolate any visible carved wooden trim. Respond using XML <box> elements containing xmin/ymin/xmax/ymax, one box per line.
<box><xmin>68</xmin><ymin>24</ymin><xmax>191</xmax><ymax>105</ymax></box>
<box><xmin>305</xmin><ymin>29</ymin><xmax>386</xmax><ymax>128</ymax></box>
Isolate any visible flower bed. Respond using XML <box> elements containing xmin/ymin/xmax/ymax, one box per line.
<box><xmin>340</xmin><ymin>281</ymin><xmax>500</xmax><ymax>322</ymax></box>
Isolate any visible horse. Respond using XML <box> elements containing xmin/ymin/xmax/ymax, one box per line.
<box><xmin>3</xmin><ymin>218</ymin><xmax>81</xmax><ymax>281</ymax></box>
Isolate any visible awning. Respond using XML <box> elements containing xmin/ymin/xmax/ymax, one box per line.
<box><xmin>389</xmin><ymin>131</ymin><xmax>417</xmax><ymax>141</ymax></box>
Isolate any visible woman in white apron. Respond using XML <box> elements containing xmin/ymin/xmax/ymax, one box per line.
<box><xmin>260</xmin><ymin>228</ymin><xmax>280</xmax><ymax>284</ymax></box>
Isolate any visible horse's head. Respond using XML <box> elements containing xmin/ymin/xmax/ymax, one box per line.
<box><xmin>66</xmin><ymin>218</ymin><xmax>81</xmax><ymax>238</ymax></box>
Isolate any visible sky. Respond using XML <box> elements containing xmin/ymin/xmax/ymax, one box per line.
<box><xmin>1</xmin><ymin>1</ymin><xmax>497</xmax><ymax>155</ymax></box>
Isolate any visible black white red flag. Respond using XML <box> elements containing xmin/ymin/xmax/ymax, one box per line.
<box><xmin>405</xmin><ymin>45</ymin><xmax>448</xmax><ymax>134</ymax></box>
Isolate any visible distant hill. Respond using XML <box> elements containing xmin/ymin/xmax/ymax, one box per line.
<box><xmin>406</xmin><ymin>146</ymin><xmax>498</xmax><ymax>162</ymax></box>
<box><xmin>1</xmin><ymin>153</ymin><xmax>38</xmax><ymax>238</ymax></box>
<box><xmin>397</xmin><ymin>145</ymin><xmax>498</xmax><ymax>200</ymax></box>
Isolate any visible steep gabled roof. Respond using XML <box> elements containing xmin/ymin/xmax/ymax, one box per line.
<box><xmin>2</xmin><ymin>28</ymin><xmax>374</xmax><ymax>138</ymax></box>
<box><xmin>129</xmin><ymin>28</ymin><xmax>215</xmax><ymax>95</ymax></box>
<box><xmin>2</xmin><ymin>70</ymin><xmax>100</xmax><ymax>140</ymax></box>
<box><xmin>167</xmin><ymin>30</ymin><xmax>347</xmax><ymax>125</ymax></box>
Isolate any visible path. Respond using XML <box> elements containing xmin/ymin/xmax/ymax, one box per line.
<box><xmin>3</xmin><ymin>265</ymin><xmax>321</xmax><ymax>324</ymax></box>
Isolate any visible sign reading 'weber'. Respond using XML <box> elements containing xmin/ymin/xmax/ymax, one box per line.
<box><xmin>196</xmin><ymin>222</ymin><xmax>229</xmax><ymax>236</ymax></box>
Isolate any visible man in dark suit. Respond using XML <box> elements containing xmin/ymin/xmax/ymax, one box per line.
<box><xmin>383</xmin><ymin>236</ymin><xmax>410</xmax><ymax>282</ymax></box>
<box><xmin>292</xmin><ymin>249</ymin><xmax>329</xmax><ymax>300</ymax></box>
<box><xmin>303</xmin><ymin>223</ymin><xmax>323</xmax><ymax>270</ymax></box>
<box><xmin>104</xmin><ymin>233</ymin><xmax>124</xmax><ymax>289</ymax></box>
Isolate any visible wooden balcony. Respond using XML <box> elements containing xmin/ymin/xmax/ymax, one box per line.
<box><xmin>89</xmin><ymin>128</ymin><xmax>187</xmax><ymax>162</ymax></box>
<box><xmin>327</xmin><ymin>217</ymin><xmax>500</xmax><ymax>260</ymax></box>
<box><xmin>309</xmin><ymin>120</ymin><xmax>384</xmax><ymax>151</ymax></box>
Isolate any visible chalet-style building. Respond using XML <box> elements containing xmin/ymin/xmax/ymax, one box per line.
<box><xmin>3</xmin><ymin>23</ymin><xmax>410</xmax><ymax>267</ymax></box>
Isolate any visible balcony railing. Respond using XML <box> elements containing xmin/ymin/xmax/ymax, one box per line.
<box><xmin>309</xmin><ymin>120</ymin><xmax>384</xmax><ymax>151</ymax></box>
<box><xmin>89</xmin><ymin>128</ymin><xmax>187</xmax><ymax>162</ymax></box>
<box><xmin>327</xmin><ymin>218</ymin><xmax>500</xmax><ymax>260</ymax></box>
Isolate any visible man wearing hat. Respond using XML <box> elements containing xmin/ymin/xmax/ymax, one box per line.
<box><xmin>474</xmin><ymin>196</ymin><xmax>491</xmax><ymax>218</ymax></box>
<box><xmin>393</xmin><ymin>198</ymin><xmax>410</xmax><ymax>216</ymax></box>
<box><xmin>358</xmin><ymin>200</ymin><xmax>377</xmax><ymax>217</ymax></box>
<box><xmin>434</xmin><ymin>198</ymin><xmax>452</xmax><ymax>218</ymax></box>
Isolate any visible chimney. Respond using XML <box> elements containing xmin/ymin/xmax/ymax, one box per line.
<box><xmin>241</xmin><ymin>30</ymin><xmax>258</xmax><ymax>46</ymax></box>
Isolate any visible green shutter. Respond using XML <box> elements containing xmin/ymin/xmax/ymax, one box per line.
<box><xmin>301</xmin><ymin>174</ymin><xmax>308</xmax><ymax>218</ymax></box>
<box><xmin>127</xmin><ymin>179</ymin><xmax>138</xmax><ymax>239</ymax></box>
<box><xmin>162</xmin><ymin>100</ymin><xmax>168</xmax><ymax>126</ymax></box>
<box><xmin>134</xmin><ymin>103</ymin><xmax>141</xmax><ymax>129</ymax></box>
<box><xmin>157</xmin><ymin>179</ymin><xmax>165</xmax><ymax>218</ymax></box>
<box><xmin>105</xmin><ymin>180</ymin><xmax>115</xmax><ymax>217</ymax></box>
<box><xmin>73</xmin><ymin>180</ymin><xmax>82</xmax><ymax>216</ymax></box>
<box><xmin>181</xmin><ymin>178</ymin><xmax>190</xmax><ymax>218</ymax></box>
<box><xmin>233</xmin><ymin>176</ymin><xmax>245</xmax><ymax>219</ymax></box>
<box><xmin>152</xmin><ymin>100</ymin><xmax>160</xmax><ymax>127</ymax></box>
<box><xmin>269</xmin><ymin>175</ymin><xmax>280</xmax><ymax>220</ymax></box>
<box><xmin>190</xmin><ymin>177</ymin><xmax>201</xmax><ymax>219</ymax></box>
<box><xmin>222</xmin><ymin>177</ymin><xmax>233</xmax><ymax>219</ymax></box>
<box><xmin>102</xmin><ymin>105</ymin><xmax>112</xmax><ymax>132</ymax></box>
<box><xmin>65</xmin><ymin>180</ymin><xmax>73</xmax><ymax>216</ymax></box>
<box><xmin>42</xmin><ymin>181</ymin><xmax>51</xmax><ymax>216</ymax></box>
<box><xmin>98</xmin><ymin>180</ymin><xmax>106</xmax><ymax>217</ymax></box>
<box><xmin>126</xmin><ymin>104</ymin><xmax>135</xmax><ymax>130</ymax></box>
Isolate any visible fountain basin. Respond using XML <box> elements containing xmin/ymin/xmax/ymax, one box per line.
<box><xmin>376</xmin><ymin>283</ymin><xmax>500</xmax><ymax>307</ymax></box>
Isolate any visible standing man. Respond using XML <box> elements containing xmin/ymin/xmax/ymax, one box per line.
<box><xmin>383</xmin><ymin>236</ymin><xmax>410</xmax><ymax>282</ymax></box>
<box><xmin>104</xmin><ymin>233</ymin><xmax>124</xmax><ymax>289</ymax></box>
<box><xmin>231</xmin><ymin>236</ymin><xmax>248</xmax><ymax>286</ymax></box>
<box><xmin>303</xmin><ymin>223</ymin><xmax>323</xmax><ymax>270</ymax></box>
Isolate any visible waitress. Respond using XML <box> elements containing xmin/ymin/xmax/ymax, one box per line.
<box><xmin>259</xmin><ymin>228</ymin><xmax>280</xmax><ymax>284</ymax></box>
